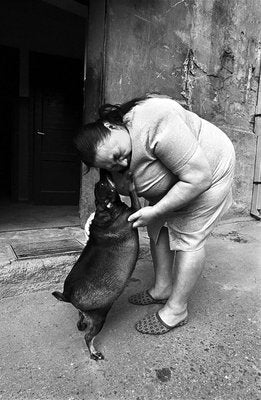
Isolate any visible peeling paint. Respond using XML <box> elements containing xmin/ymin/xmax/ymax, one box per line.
<box><xmin>180</xmin><ymin>44</ymin><xmax>257</xmax><ymax>120</ymax></box>
<box><xmin>245</xmin><ymin>65</ymin><xmax>253</xmax><ymax>102</ymax></box>
<box><xmin>181</xmin><ymin>49</ymin><xmax>195</xmax><ymax>110</ymax></box>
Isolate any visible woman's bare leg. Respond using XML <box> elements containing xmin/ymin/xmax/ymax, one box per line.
<box><xmin>149</xmin><ymin>227</ymin><xmax>174</xmax><ymax>299</ymax></box>
<box><xmin>158</xmin><ymin>247</ymin><xmax>206</xmax><ymax>326</ymax></box>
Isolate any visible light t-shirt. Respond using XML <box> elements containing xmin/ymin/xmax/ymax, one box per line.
<box><xmin>124</xmin><ymin>98</ymin><xmax>233</xmax><ymax>202</ymax></box>
<box><xmin>123</xmin><ymin>97</ymin><xmax>235</xmax><ymax>251</ymax></box>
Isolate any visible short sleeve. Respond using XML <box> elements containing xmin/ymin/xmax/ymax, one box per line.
<box><xmin>149</xmin><ymin>112</ymin><xmax>199</xmax><ymax>174</ymax></box>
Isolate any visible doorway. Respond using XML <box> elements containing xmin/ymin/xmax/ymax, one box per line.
<box><xmin>0</xmin><ymin>0</ymin><xmax>86</xmax><ymax>233</ymax></box>
<box><xmin>30</xmin><ymin>52</ymin><xmax>83</xmax><ymax>205</ymax></box>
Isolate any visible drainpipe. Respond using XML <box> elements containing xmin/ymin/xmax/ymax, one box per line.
<box><xmin>251</xmin><ymin>53</ymin><xmax>261</xmax><ymax>220</ymax></box>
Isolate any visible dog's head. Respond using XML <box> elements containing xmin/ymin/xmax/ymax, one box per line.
<box><xmin>94</xmin><ymin>169</ymin><xmax>121</xmax><ymax>212</ymax></box>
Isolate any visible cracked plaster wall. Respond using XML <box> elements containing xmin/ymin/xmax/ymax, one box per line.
<box><xmin>102</xmin><ymin>0</ymin><xmax>261</xmax><ymax>216</ymax></box>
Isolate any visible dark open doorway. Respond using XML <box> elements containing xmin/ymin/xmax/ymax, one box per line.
<box><xmin>30</xmin><ymin>52</ymin><xmax>83</xmax><ymax>205</ymax></box>
<box><xmin>0</xmin><ymin>8</ymin><xmax>86</xmax><ymax>206</ymax></box>
<box><xmin>0</xmin><ymin>45</ymin><xmax>19</xmax><ymax>202</ymax></box>
<box><xmin>0</xmin><ymin>0</ymin><xmax>86</xmax><ymax>232</ymax></box>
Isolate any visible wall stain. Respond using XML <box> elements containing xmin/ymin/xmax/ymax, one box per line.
<box><xmin>220</xmin><ymin>48</ymin><xmax>235</xmax><ymax>80</ymax></box>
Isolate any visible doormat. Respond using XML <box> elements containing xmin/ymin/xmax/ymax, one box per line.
<box><xmin>11</xmin><ymin>239</ymin><xmax>84</xmax><ymax>259</ymax></box>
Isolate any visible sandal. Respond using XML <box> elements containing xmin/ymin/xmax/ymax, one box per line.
<box><xmin>135</xmin><ymin>312</ymin><xmax>188</xmax><ymax>335</ymax></box>
<box><xmin>128</xmin><ymin>290</ymin><xmax>167</xmax><ymax>306</ymax></box>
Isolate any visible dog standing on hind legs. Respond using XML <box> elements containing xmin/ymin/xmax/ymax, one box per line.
<box><xmin>52</xmin><ymin>170</ymin><xmax>140</xmax><ymax>360</ymax></box>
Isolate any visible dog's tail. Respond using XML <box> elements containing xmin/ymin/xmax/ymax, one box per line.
<box><xmin>52</xmin><ymin>291</ymin><xmax>69</xmax><ymax>302</ymax></box>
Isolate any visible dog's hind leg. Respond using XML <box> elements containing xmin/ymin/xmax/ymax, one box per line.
<box><xmin>82</xmin><ymin>308</ymin><xmax>109</xmax><ymax>361</ymax></box>
<box><xmin>77</xmin><ymin>311</ymin><xmax>87</xmax><ymax>331</ymax></box>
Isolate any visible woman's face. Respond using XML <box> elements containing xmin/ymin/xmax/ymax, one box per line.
<box><xmin>94</xmin><ymin>125</ymin><xmax>132</xmax><ymax>171</ymax></box>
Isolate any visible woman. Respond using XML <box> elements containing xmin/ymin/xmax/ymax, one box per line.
<box><xmin>75</xmin><ymin>95</ymin><xmax>235</xmax><ymax>335</ymax></box>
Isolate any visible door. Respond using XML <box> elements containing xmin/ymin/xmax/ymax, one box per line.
<box><xmin>30</xmin><ymin>52</ymin><xmax>83</xmax><ymax>205</ymax></box>
<box><xmin>0</xmin><ymin>45</ymin><xmax>19</xmax><ymax>201</ymax></box>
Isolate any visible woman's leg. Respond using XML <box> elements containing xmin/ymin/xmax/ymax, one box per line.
<box><xmin>158</xmin><ymin>247</ymin><xmax>206</xmax><ymax>326</ymax></box>
<box><xmin>149</xmin><ymin>227</ymin><xmax>175</xmax><ymax>299</ymax></box>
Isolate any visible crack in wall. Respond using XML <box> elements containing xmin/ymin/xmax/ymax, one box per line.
<box><xmin>181</xmin><ymin>49</ymin><xmax>195</xmax><ymax>110</ymax></box>
<box><xmin>181</xmin><ymin>47</ymin><xmax>240</xmax><ymax>110</ymax></box>
<box><xmin>181</xmin><ymin>44</ymin><xmax>259</xmax><ymax>118</ymax></box>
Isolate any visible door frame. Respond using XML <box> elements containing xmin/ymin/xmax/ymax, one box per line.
<box><xmin>83</xmin><ymin>0</ymin><xmax>107</xmax><ymax>124</ymax></box>
<box><xmin>251</xmin><ymin>59</ymin><xmax>261</xmax><ymax>220</ymax></box>
<box><xmin>79</xmin><ymin>0</ymin><xmax>107</xmax><ymax>224</ymax></box>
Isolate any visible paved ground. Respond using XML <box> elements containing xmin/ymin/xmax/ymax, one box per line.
<box><xmin>0</xmin><ymin>202</ymin><xmax>80</xmax><ymax>232</ymax></box>
<box><xmin>0</xmin><ymin>219</ymin><xmax>260</xmax><ymax>400</ymax></box>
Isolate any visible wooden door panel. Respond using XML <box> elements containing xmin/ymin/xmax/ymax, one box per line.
<box><xmin>41</xmin><ymin>161</ymin><xmax>79</xmax><ymax>190</ymax></box>
<box><xmin>41</xmin><ymin>128</ymin><xmax>78</xmax><ymax>154</ymax></box>
<box><xmin>31</xmin><ymin>52</ymin><xmax>83</xmax><ymax>205</ymax></box>
<box><xmin>43</xmin><ymin>92</ymin><xmax>80</xmax><ymax>128</ymax></box>
<box><xmin>0</xmin><ymin>45</ymin><xmax>19</xmax><ymax>200</ymax></box>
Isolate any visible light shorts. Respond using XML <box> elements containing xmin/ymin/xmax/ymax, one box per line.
<box><xmin>147</xmin><ymin>148</ymin><xmax>235</xmax><ymax>252</ymax></box>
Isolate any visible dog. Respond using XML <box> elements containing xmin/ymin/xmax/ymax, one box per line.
<box><xmin>52</xmin><ymin>169</ymin><xmax>140</xmax><ymax>360</ymax></box>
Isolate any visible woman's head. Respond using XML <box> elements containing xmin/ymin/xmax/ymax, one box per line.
<box><xmin>75</xmin><ymin>94</ymin><xmax>172</xmax><ymax>170</ymax></box>
<box><xmin>94</xmin><ymin>122</ymin><xmax>132</xmax><ymax>171</ymax></box>
<box><xmin>74</xmin><ymin>120</ymin><xmax>132</xmax><ymax>171</ymax></box>
<box><xmin>75</xmin><ymin>99</ymin><xmax>144</xmax><ymax>171</ymax></box>
<box><xmin>74</xmin><ymin>120</ymin><xmax>111</xmax><ymax>169</ymax></box>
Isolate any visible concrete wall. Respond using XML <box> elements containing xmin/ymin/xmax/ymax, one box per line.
<box><xmin>100</xmin><ymin>0</ymin><xmax>261</xmax><ymax>217</ymax></box>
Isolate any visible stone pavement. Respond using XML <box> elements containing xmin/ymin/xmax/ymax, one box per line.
<box><xmin>0</xmin><ymin>218</ymin><xmax>260</xmax><ymax>400</ymax></box>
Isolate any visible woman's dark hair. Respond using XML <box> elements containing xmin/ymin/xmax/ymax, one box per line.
<box><xmin>74</xmin><ymin>120</ymin><xmax>111</xmax><ymax>168</ymax></box>
<box><xmin>98</xmin><ymin>97</ymin><xmax>146</xmax><ymax>124</ymax></box>
<box><xmin>74</xmin><ymin>96</ymin><xmax>147</xmax><ymax>168</ymax></box>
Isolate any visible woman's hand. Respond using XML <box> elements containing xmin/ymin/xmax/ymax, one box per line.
<box><xmin>128</xmin><ymin>206</ymin><xmax>159</xmax><ymax>228</ymax></box>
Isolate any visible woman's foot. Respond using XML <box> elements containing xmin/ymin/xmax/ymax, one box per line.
<box><xmin>158</xmin><ymin>305</ymin><xmax>188</xmax><ymax>328</ymax></box>
<box><xmin>128</xmin><ymin>286</ymin><xmax>172</xmax><ymax>305</ymax></box>
<box><xmin>149</xmin><ymin>286</ymin><xmax>172</xmax><ymax>301</ymax></box>
<box><xmin>128</xmin><ymin>289</ymin><xmax>167</xmax><ymax>305</ymax></box>
<box><xmin>135</xmin><ymin>309</ymin><xmax>188</xmax><ymax>335</ymax></box>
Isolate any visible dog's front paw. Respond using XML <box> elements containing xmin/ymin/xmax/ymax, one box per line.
<box><xmin>90</xmin><ymin>351</ymin><xmax>104</xmax><ymax>361</ymax></box>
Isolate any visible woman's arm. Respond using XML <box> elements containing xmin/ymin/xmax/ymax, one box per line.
<box><xmin>153</xmin><ymin>145</ymin><xmax>212</xmax><ymax>216</ymax></box>
<box><xmin>128</xmin><ymin>146</ymin><xmax>212</xmax><ymax>228</ymax></box>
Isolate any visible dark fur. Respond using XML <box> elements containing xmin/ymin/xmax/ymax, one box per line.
<box><xmin>52</xmin><ymin>170</ymin><xmax>139</xmax><ymax>360</ymax></box>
